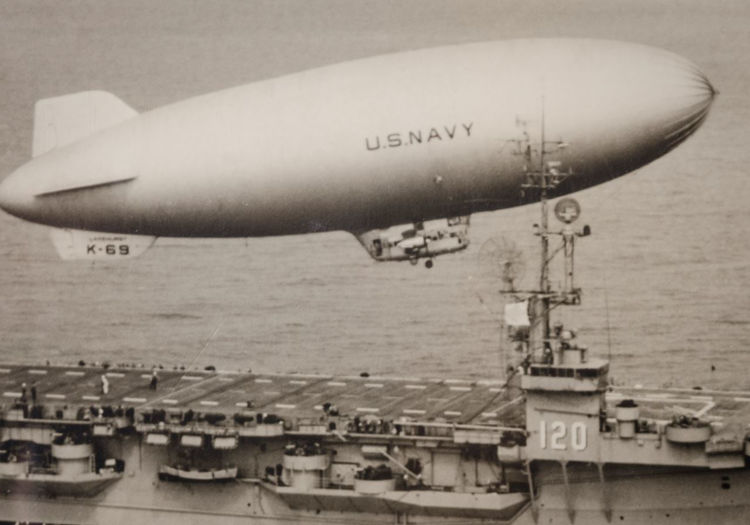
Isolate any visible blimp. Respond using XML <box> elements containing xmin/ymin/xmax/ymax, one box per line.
<box><xmin>0</xmin><ymin>39</ymin><xmax>714</xmax><ymax>265</ymax></box>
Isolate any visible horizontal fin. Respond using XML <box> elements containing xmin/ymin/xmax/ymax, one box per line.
<box><xmin>49</xmin><ymin>228</ymin><xmax>156</xmax><ymax>261</ymax></box>
<box><xmin>33</xmin><ymin>91</ymin><xmax>137</xmax><ymax>157</ymax></box>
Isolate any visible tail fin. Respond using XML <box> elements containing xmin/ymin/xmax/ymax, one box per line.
<box><xmin>33</xmin><ymin>91</ymin><xmax>137</xmax><ymax>157</ymax></box>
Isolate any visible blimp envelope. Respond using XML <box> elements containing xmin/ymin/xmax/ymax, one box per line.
<box><xmin>0</xmin><ymin>39</ymin><xmax>716</xmax><ymax>264</ymax></box>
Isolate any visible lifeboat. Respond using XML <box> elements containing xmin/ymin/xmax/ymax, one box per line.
<box><xmin>158</xmin><ymin>464</ymin><xmax>238</xmax><ymax>482</ymax></box>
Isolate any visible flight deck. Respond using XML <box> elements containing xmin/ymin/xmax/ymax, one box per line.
<box><xmin>3</xmin><ymin>363</ymin><xmax>750</xmax><ymax>436</ymax></box>
<box><xmin>0</xmin><ymin>363</ymin><xmax>527</xmax><ymax>430</ymax></box>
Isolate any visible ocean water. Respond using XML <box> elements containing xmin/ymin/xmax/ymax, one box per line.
<box><xmin>0</xmin><ymin>1</ymin><xmax>748</xmax><ymax>391</ymax></box>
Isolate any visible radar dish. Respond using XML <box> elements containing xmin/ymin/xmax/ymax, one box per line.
<box><xmin>478</xmin><ymin>237</ymin><xmax>526</xmax><ymax>292</ymax></box>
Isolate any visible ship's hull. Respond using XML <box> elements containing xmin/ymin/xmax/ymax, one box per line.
<box><xmin>3</xmin><ymin>466</ymin><xmax>749</xmax><ymax>524</ymax></box>
<box><xmin>0</xmin><ymin>365</ymin><xmax>748</xmax><ymax>524</ymax></box>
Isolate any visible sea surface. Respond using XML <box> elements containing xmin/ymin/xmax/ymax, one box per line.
<box><xmin>0</xmin><ymin>1</ymin><xmax>748</xmax><ymax>391</ymax></box>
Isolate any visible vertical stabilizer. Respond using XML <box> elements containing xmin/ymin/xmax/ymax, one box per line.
<box><xmin>33</xmin><ymin>91</ymin><xmax>137</xmax><ymax>157</ymax></box>
<box><xmin>49</xmin><ymin>228</ymin><xmax>156</xmax><ymax>260</ymax></box>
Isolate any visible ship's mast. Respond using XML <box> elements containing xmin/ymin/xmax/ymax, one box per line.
<box><xmin>522</xmin><ymin>143</ymin><xmax>551</xmax><ymax>362</ymax></box>
<box><xmin>537</xmin><ymin>105</ymin><xmax>551</xmax><ymax>350</ymax></box>
<box><xmin>516</xmin><ymin>115</ymin><xmax>585</xmax><ymax>366</ymax></box>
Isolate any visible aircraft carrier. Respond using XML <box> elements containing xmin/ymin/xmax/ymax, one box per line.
<box><xmin>1</xmin><ymin>171</ymin><xmax>749</xmax><ymax>524</ymax></box>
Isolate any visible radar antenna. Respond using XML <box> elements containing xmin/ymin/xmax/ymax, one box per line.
<box><xmin>478</xmin><ymin>237</ymin><xmax>526</xmax><ymax>292</ymax></box>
